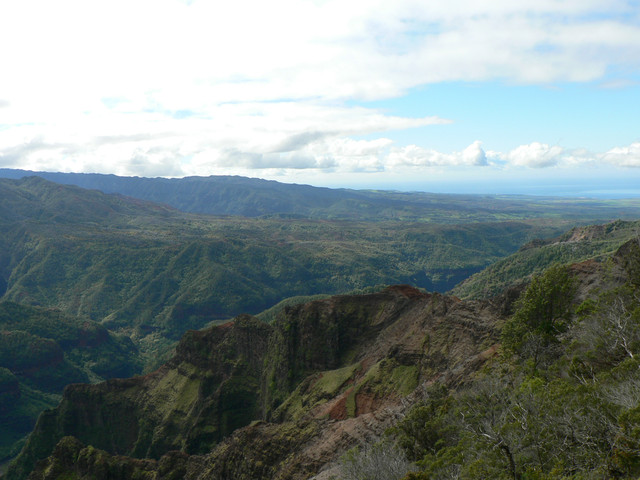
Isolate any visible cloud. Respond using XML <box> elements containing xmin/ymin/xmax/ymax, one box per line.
<box><xmin>462</xmin><ymin>141</ymin><xmax>488</xmax><ymax>166</ymax></box>
<box><xmin>2</xmin><ymin>0</ymin><xmax>639</xmax><ymax>111</ymax></box>
<box><xmin>500</xmin><ymin>142</ymin><xmax>565</xmax><ymax>168</ymax></box>
<box><xmin>270</xmin><ymin>132</ymin><xmax>333</xmax><ymax>154</ymax></box>
<box><xmin>0</xmin><ymin>1</ymin><xmax>638</xmax><ymax>180</ymax></box>
<box><xmin>0</xmin><ymin>97</ymin><xmax>448</xmax><ymax>177</ymax></box>
<box><xmin>491</xmin><ymin>141</ymin><xmax>640</xmax><ymax>170</ymax></box>
<box><xmin>602</xmin><ymin>142</ymin><xmax>640</xmax><ymax>167</ymax></box>
<box><xmin>387</xmin><ymin>141</ymin><xmax>488</xmax><ymax>168</ymax></box>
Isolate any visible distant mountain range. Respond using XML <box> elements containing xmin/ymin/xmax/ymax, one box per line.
<box><xmin>3</xmin><ymin>168</ymin><xmax>640</xmax><ymax>222</ymax></box>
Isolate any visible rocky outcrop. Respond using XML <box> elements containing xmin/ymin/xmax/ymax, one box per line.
<box><xmin>25</xmin><ymin>436</ymin><xmax>164</xmax><ymax>480</ymax></box>
<box><xmin>8</xmin><ymin>285</ymin><xmax>503</xmax><ymax>480</ymax></box>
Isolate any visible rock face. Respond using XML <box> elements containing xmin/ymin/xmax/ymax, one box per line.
<box><xmin>7</xmin><ymin>285</ymin><xmax>503</xmax><ymax>480</ymax></box>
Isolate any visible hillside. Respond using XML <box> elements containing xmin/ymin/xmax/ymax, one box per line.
<box><xmin>3</xmin><ymin>176</ymin><xmax>640</xmax><ymax>476</ymax></box>
<box><xmin>451</xmin><ymin>219</ymin><xmax>640</xmax><ymax>299</ymax></box>
<box><xmin>0</xmin><ymin>302</ymin><xmax>140</xmax><ymax>464</ymax></box>
<box><xmin>7</xmin><ymin>235</ymin><xmax>640</xmax><ymax>479</ymax></box>
<box><xmin>5</xmin><ymin>285</ymin><xmax>503</xmax><ymax>479</ymax></box>
<box><xmin>2</xmin><ymin>169</ymin><xmax>640</xmax><ymax>222</ymax></box>
<box><xmin>0</xmin><ymin>176</ymin><xmax>570</xmax><ymax>350</ymax></box>
<box><xmin>0</xmin><ymin>176</ymin><xmax>584</xmax><ymax>465</ymax></box>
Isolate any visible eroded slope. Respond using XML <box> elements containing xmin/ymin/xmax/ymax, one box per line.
<box><xmin>7</xmin><ymin>286</ymin><xmax>504</xmax><ymax>479</ymax></box>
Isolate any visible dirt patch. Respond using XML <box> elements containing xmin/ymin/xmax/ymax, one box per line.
<box><xmin>326</xmin><ymin>389</ymin><xmax>351</xmax><ymax>420</ymax></box>
<box><xmin>354</xmin><ymin>392</ymin><xmax>381</xmax><ymax>417</ymax></box>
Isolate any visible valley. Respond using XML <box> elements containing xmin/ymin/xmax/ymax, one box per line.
<box><xmin>7</xmin><ymin>231</ymin><xmax>640</xmax><ymax>479</ymax></box>
<box><xmin>1</xmin><ymin>172</ymin><xmax>640</xmax><ymax>478</ymax></box>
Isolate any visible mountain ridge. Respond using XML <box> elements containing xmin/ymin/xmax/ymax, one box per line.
<box><xmin>3</xmin><ymin>168</ymin><xmax>640</xmax><ymax>222</ymax></box>
<box><xmin>451</xmin><ymin>219</ymin><xmax>640</xmax><ymax>299</ymax></box>
<box><xmin>5</xmin><ymin>285</ymin><xmax>503</xmax><ymax>479</ymax></box>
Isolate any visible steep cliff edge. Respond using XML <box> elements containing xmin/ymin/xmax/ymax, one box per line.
<box><xmin>6</xmin><ymin>285</ymin><xmax>503</xmax><ymax>480</ymax></box>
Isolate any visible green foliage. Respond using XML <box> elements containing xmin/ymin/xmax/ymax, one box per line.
<box><xmin>391</xmin><ymin>385</ymin><xmax>453</xmax><ymax>462</ymax></box>
<box><xmin>501</xmin><ymin>265</ymin><xmax>575</xmax><ymax>367</ymax></box>
<box><xmin>2</xmin><ymin>177</ymin><xmax>576</xmax><ymax>353</ymax></box>
<box><xmin>453</xmin><ymin>220</ymin><xmax>640</xmax><ymax>299</ymax></box>
<box><xmin>0</xmin><ymin>302</ymin><xmax>141</xmax><ymax>464</ymax></box>
<box><xmin>390</xmin><ymin>367</ymin><xmax>639</xmax><ymax>479</ymax></box>
<box><xmin>389</xmin><ymin>242</ymin><xmax>640</xmax><ymax>480</ymax></box>
<box><xmin>0</xmin><ymin>331</ymin><xmax>61</xmax><ymax>372</ymax></box>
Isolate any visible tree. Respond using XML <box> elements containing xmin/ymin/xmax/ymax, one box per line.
<box><xmin>340</xmin><ymin>441</ymin><xmax>416</xmax><ymax>480</ymax></box>
<box><xmin>501</xmin><ymin>265</ymin><xmax>575</xmax><ymax>369</ymax></box>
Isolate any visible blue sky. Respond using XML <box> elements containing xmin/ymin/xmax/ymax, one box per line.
<box><xmin>359</xmin><ymin>82</ymin><xmax>640</xmax><ymax>153</ymax></box>
<box><xmin>0</xmin><ymin>0</ymin><xmax>639</xmax><ymax>196</ymax></box>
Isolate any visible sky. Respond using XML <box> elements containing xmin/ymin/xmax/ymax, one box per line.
<box><xmin>1</xmin><ymin>0</ymin><xmax>640</xmax><ymax>195</ymax></box>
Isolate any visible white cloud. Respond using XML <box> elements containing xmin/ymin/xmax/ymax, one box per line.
<box><xmin>602</xmin><ymin>142</ymin><xmax>640</xmax><ymax>167</ymax></box>
<box><xmin>462</xmin><ymin>141</ymin><xmax>488</xmax><ymax>166</ymax></box>
<box><xmin>0</xmin><ymin>98</ymin><xmax>447</xmax><ymax>176</ymax></box>
<box><xmin>500</xmin><ymin>142</ymin><xmax>565</xmax><ymax>168</ymax></box>
<box><xmin>0</xmin><ymin>0</ymin><xmax>639</xmax><ymax>180</ymax></box>
<box><xmin>387</xmin><ymin>141</ymin><xmax>487</xmax><ymax>168</ymax></box>
<box><xmin>491</xmin><ymin>141</ymin><xmax>640</xmax><ymax>170</ymax></box>
<box><xmin>2</xmin><ymin>0</ymin><xmax>638</xmax><ymax>107</ymax></box>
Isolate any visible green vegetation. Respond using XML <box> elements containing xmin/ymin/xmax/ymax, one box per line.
<box><xmin>501</xmin><ymin>264</ymin><xmax>575</xmax><ymax>371</ymax></box>
<box><xmin>3</xmin><ymin>175</ymin><xmax>640</xmax><ymax>479</ymax></box>
<box><xmin>0</xmin><ymin>178</ymin><xmax>584</xmax><ymax>365</ymax></box>
<box><xmin>4</xmin><ymin>169</ymin><xmax>640</xmax><ymax>223</ymax></box>
<box><xmin>22</xmin><ymin>436</ymin><xmax>161</xmax><ymax>480</ymax></box>
<box><xmin>0</xmin><ymin>302</ymin><xmax>140</xmax><ymax>463</ymax></box>
<box><xmin>272</xmin><ymin>362</ymin><xmax>361</xmax><ymax>421</ymax></box>
<box><xmin>3</xmin><ymin>177</ymin><xmax>639</xmax><ymax>365</ymax></box>
<box><xmin>452</xmin><ymin>220</ymin><xmax>640</xmax><ymax>299</ymax></box>
<box><xmin>1</xmin><ymin>177</ymin><xmax>580</xmax><ymax>356</ymax></box>
<box><xmin>254</xmin><ymin>294</ymin><xmax>332</xmax><ymax>324</ymax></box>
<box><xmin>384</xmin><ymin>244</ymin><xmax>640</xmax><ymax>480</ymax></box>
<box><xmin>5</xmin><ymin>283</ymin><xmax>488</xmax><ymax>480</ymax></box>
<box><xmin>8</xmin><ymin>237</ymin><xmax>640</xmax><ymax>480</ymax></box>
